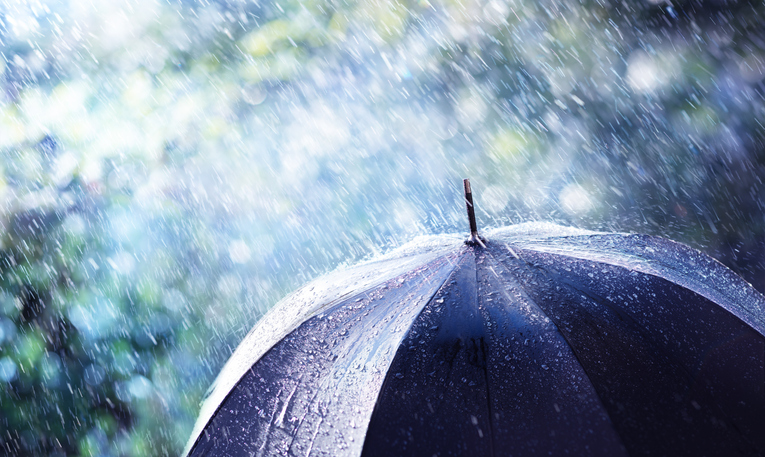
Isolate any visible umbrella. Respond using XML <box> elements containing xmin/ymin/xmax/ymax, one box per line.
<box><xmin>185</xmin><ymin>180</ymin><xmax>765</xmax><ymax>457</ymax></box>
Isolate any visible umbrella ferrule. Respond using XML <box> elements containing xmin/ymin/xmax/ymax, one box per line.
<box><xmin>463</xmin><ymin>179</ymin><xmax>485</xmax><ymax>246</ymax></box>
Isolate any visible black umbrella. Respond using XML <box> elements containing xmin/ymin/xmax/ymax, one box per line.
<box><xmin>185</xmin><ymin>180</ymin><xmax>765</xmax><ymax>457</ymax></box>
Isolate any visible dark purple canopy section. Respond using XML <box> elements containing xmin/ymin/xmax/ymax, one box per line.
<box><xmin>186</xmin><ymin>224</ymin><xmax>765</xmax><ymax>457</ymax></box>
<box><xmin>361</xmin><ymin>249</ymin><xmax>627</xmax><ymax>457</ymax></box>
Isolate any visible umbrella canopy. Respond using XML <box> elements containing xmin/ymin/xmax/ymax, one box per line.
<box><xmin>185</xmin><ymin>221</ymin><xmax>765</xmax><ymax>457</ymax></box>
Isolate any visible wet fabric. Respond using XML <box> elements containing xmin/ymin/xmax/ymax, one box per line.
<box><xmin>186</xmin><ymin>223</ymin><xmax>765</xmax><ymax>457</ymax></box>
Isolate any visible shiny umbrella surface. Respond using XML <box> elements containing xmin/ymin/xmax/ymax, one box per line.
<box><xmin>185</xmin><ymin>215</ymin><xmax>765</xmax><ymax>456</ymax></box>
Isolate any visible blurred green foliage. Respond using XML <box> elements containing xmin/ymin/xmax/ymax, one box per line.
<box><xmin>0</xmin><ymin>0</ymin><xmax>764</xmax><ymax>455</ymax></box>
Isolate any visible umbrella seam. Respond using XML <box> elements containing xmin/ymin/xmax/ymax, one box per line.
<box><xmin>513</xmin><ymin>238</ymin><xmax>765</xmax><ymax>338</ymax></box>
<box><xmin>287</xmin><ymin>267</ymin><xmax>453</xmax><ymax>456</ymax></box>
<box><xmin>280</xmin><ymin>250</ymin><xmax>467</xmax><ymax>457</ymax></box>
<box><xmin>186</xmin><ymin>253</ymin><xmax>462</xmax><ymax>457</ymax></box>
<box><xmin>538</xmin><ymin>266</ymin><xmax>764</xmax><ymax>454</ymax></box>
<box><xmin>358</xmin><ymin>248</ymin><xmax>470</xmax><ymax>457</ymax></box>
<box><xmin>511</xmin><ymin>242</ymin><xmax>765</xmax><ymax>384</ymax></box>
<box><xmin>484</xmin><ymin>246</ymin><xmax>630</xmax><ymax>456</ymax></box>
<box><xmin>496</xmin><ymin>243</ymin><xmax>763</xmax><ymax>455</ymax></box>
<box><xmin>475</xmin><ymin>248</ymin><xmax>498</xmax><ymax>457</ymax></box>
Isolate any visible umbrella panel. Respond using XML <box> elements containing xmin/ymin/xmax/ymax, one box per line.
<box><xmin>362</xmin><ymin>249</ymin><xmax>494</xmax><ymax>456</ymax></box>
<box><xmin>362</xmin><ymin>249</ymin><xmax>628</xmax><ymax>456</ymax></box>
<box><xmin>189</xmin><ymin>254</ymin><xmax>460</xmax><ymax>456</ymax></box>
<box><xmin>184</xmin><ymin>242</ymin><xmax>466</xmax><ymax>456</ymax></box>
<box><xmin>512</xmin><ymin>231</ymin><xmax>765</xmax><ymax>338</ymax></box>
<box><xmin>493</xmin><ymin>244</ymin><xmax>765</xmax><ymax>456</ymax></box>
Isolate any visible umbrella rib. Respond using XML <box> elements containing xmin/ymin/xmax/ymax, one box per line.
<box><xmin>357</xmin><ymin>249</ymin><xmax>474</xmax><ymax>457</ymax></box>
<box><xmin>514</xmin><ymin>238</ymin><xmax>765</xmax><ymax>338</ymax></box>
<box><xmin>284</xmin><ymin>294</ymin><xmax>429</xmax><ymax>457</ymax></box>
<box><xmin>524</xmin><ymin>261</ymin><xmax>765</xmax><ymax>453</ymax></box>
<box><xmin>491</xmin><ymin>243</ymin><xmax>764</xmax><ymax>455</ymax></box>
<box><xmin>474</xmin><ymin>249</ymin><xmax>498</xmax><ymax>457</ymax></box>
<box><xmin>481</xmin><ymin>346</ymin><xmax>497</xmax><ymax>457</ymax></box>
<box><xmin>280</xmin><ymin>251</ymin><xmax>467</xmax><ymax>457</ymax></box>
<box><xmin>483</xmin><ymin>246</ymin><xmax>628</xmax><ymax>453</ymax></box>
<box><xmin>185</xmin><ymin>254</ymin><xmax>462</xmax><ymax>457</ymax></box>
<box><xmin>184</xmin><ymin>251</ymin><xmax>464</xmax><ymax>456</ymax></box>
<box><xmin>507</xmin><ymin>243</ymin><xmax>755</xmax><ymax>389</ymax></box>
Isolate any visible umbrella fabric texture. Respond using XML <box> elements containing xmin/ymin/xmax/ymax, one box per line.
<box><xmin>185</xmin><ymin>223</ymin><xmax>765</xmax><ymax>457</ymax></box>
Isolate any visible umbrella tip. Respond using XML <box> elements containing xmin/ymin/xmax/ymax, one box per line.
<box><xmin>463</xmin><ymin>179</ymin><xmax>485</xmax><ymax>247</ymax></box>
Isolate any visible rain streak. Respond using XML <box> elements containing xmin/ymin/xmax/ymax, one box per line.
<box><xmin>0</xmin><ymin>0</ymin><xmax>763</xmax><ymax>455</ymax></box>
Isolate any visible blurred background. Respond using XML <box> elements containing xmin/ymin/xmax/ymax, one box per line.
<box><xmin>0</xmin><ymin>0</ymin><xmax>763</xmax><ymax>454</ymax></box>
